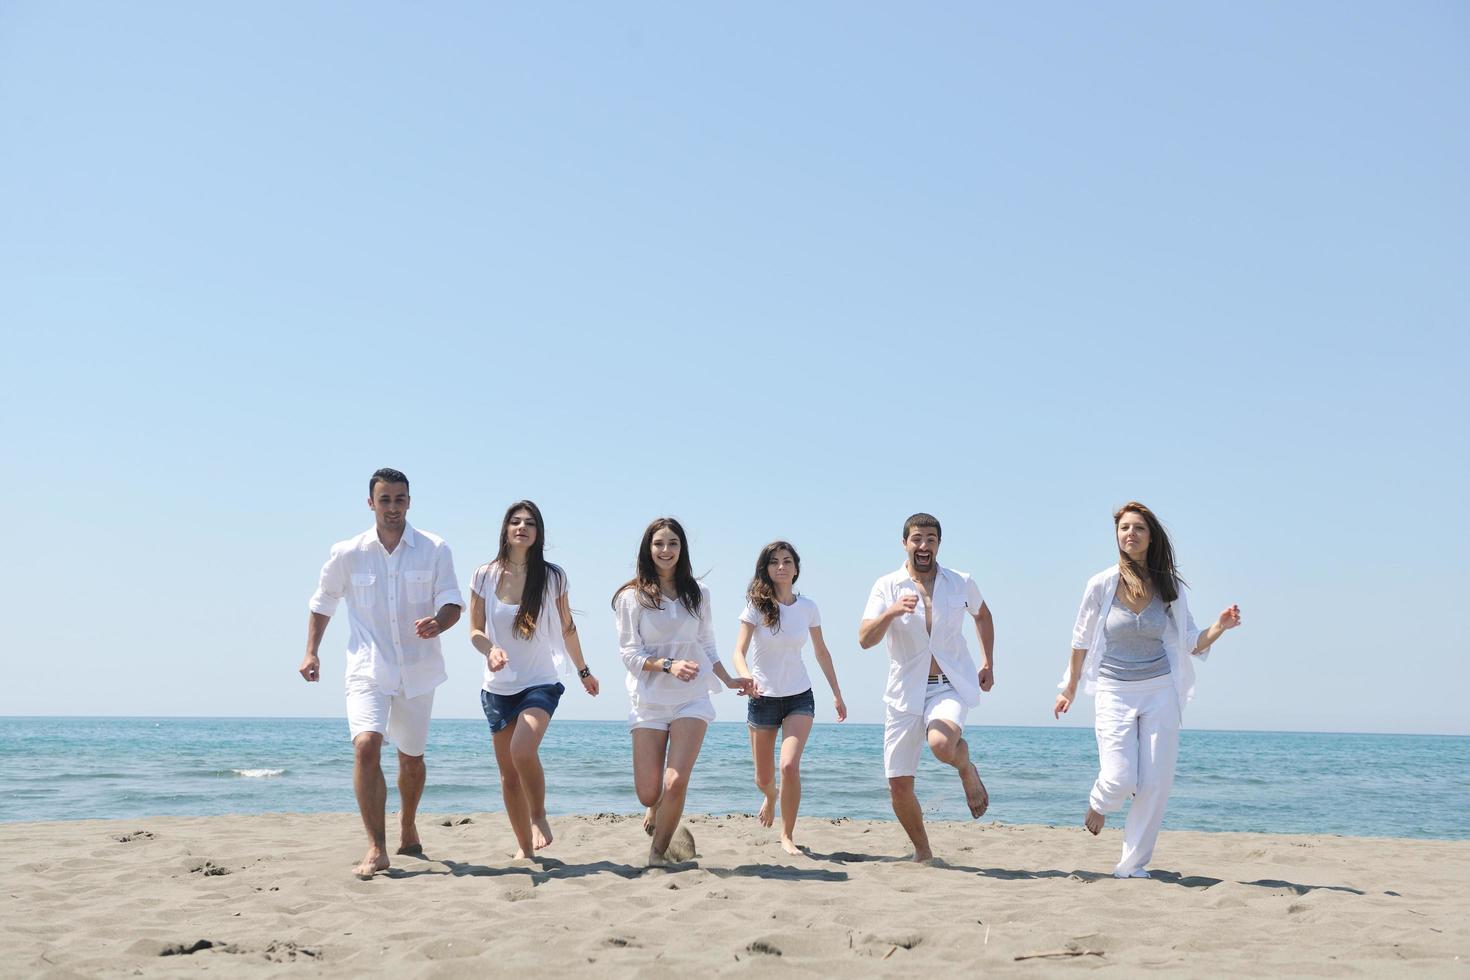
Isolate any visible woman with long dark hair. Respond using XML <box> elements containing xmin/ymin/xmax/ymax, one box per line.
<box><xmin>470</xmin><ymin>500</ymin><xmax>599</xmax><ymax>858</ymax></box>
<box><xmin>732</xmin><ymin>540</ymin><xmax>846</xmax><ymax>855</ymax></box>
<box><xmin>613</xmin><ymin>517</ymin><xmax>753</xmax><ymax>866</ymax></box>
<box><xmin>1053</xmin><ymin>502</ymin><xmax>1241</xmax><ymax>878</ymax></box>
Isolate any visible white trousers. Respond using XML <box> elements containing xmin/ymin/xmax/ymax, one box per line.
<box><xmin>1089</xmin><ymin>675</ymin><xmax>1180</xmax><ymax>876</ymax></box>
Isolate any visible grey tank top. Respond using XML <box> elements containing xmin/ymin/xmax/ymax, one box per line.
<box><xmin>1099</xmin><ymin>593</ymin><xmax>1171</xmax><ymax>682</ymax></box>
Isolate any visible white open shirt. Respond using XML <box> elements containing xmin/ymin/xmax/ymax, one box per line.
<box><xmin>864</xmin><ymin>564</ymin><xmax>986</xmax><ymax>714</ymax></box>
<box><xmin>309</xmin><ymin>524</ymin><xmax>464</xmax><ymax>699</ymax></box>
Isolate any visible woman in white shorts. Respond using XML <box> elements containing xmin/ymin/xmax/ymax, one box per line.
<box><xmin>1054</xmin><ymin>501</ymin><xmax>1241</xmax><ymax>878</ymax></box>
<box><xmin>469</xmin><ymin>500</ymin><xmax>599</xmax><ymax>859</ymax></box>
<box><xmin>613</xmin><ymin>517</ymin><xmax>753</xmax><ymax>866</ymax></box>
<box><xmin>732</xmin><ymin>540</ymin><xmax>846</xmax><ymax>855</ymax></box>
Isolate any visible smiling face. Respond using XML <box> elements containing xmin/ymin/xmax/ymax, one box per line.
<box><xmin>649</xmin><ymin>527</ymin><xmax>683</xmax><ymax>578</ymax></box>
<box><xmin>368</xmin><ymin>481</ymin><xmax>410</xmax><ymax>533</ymax></box>
<box><xmin>1116</xmin><ymin>510</ymin><xmax>1151</xmax><ymax>562</ymax></box>
<box><xmin>904</xmin><ymin>524</ymin><xmax>940</xmax><ymax>574</ymax></box>
<box><xmin>505</xmin><ymin>507</ymin><xmax>538</xmax><ymax>550</ymax></box>
<box><xmin>766</xmin><ymin>547</ymin><xmax>798</xmax><ymax>588</ymax></box>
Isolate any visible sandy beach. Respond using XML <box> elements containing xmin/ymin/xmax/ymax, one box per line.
<box><xmin>2</xmin><ymin>811</ymin><xmax>1465</xmax><ymax>977</ymax></box>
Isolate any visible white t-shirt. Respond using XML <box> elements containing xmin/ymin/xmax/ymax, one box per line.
<box><xmin>472</xmin><ymin>562</ymin><xmax>570</xmax><ymax>695</ymax></box>
<box><xmin>738</xmin><ymin>596</ymin><xmax>821</xmax><ymax>698</ymax></box>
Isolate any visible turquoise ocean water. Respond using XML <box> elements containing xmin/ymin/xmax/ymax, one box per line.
<box><xmin>2</xmin><ymin>717</ymin><xmax>1466</xmax><ymax>839</ymax></box>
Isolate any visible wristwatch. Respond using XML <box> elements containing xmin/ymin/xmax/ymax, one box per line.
<box><xmin>577</xmin><ymin>666</ymin><xmax>592</xmax><ymax>679</ymax></box>
<box><xmin>661</xmin><ymin>657</ymin><xmax>674</xmax><ymax>673</ymax></box>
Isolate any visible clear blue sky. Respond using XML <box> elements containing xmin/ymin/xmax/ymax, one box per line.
<box><xmin>2</xmin><ymin>3</ymin><xmax>1465</xmax><ymax>734</ymax></box>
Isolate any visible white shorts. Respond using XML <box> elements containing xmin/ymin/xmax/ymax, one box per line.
<box><xmin>346</xmin><ymin>678</ymin><xmax>435</xmax><ymax>757</ymax></box>
<box><xmin>883</xmin><ymin>681</ymin><xmax>970</xmax><ymax>778</ymax></box>
<box><xmin>628</xmin><ymin>694</ymin><xmax>717</xmax><ymax>732</ymax></box>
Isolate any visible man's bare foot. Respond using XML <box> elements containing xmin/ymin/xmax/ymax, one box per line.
<box><xmin>1085</xmin><ymin>808</ymin><xmax>1105</xmax><ymax>835</ymax></box>
<box><xmin>353</xmin><ymin>849</ymin><xmax>390</xmax><ymax>880</ymax></box>
<box><xmin>532</xmin><ymin>816</ymin><xmax>554</xmax><ymax>850</ymax></box>
<box><xmin>642</xmin><ymin>806</ymin><xmax>657</xmax><ymax>837</ymax></box>
<box><xmin>396</xmin><ymin>829</ymin><xmax>423</xmax><ymax>857</ymax></box>
<box><xmin>780</xmin><ymin>834</ymin><xmax>800</xmax><ymax>856</ymax></box>
<box><xmin>757</xmin><ymin>792</ymin><xmax>776</xmax><ymax>828</ymax></box>
<box><xmin>961</xmin><ymin>763</ymin><xmax>989</xmax><ymax>819</ymax></box>
<box><xmin>645</xmin><ymin>846</ymin><xmax>672</xmax><ymax>868</ymax></box>
<box><xmin>664</xmin><ymin>824</ymin><xmax>696</xmax><ymax>862</ymax></box>
<box><xmin>910</xmin><ymin>848</ymin><xmax>934</xmax><ymax>864</ymax></box>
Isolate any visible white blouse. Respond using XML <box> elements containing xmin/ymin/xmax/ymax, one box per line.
<box><xmin>615</xmin><ymin>584</ymin><xmax>724</xmax><ymax>705</ymax></box>
<box><xmin>1062</xmin><ymin>566</ymin><xmax>1208</xmax><ymax>713</ymax></box>
<box><xmin>472</xmin><ymin>562</ymin><xmax>572</xmax><ymax>695</ymax></box>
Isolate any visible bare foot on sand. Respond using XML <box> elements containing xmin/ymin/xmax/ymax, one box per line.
<box><xmin>532</xmin><ymin>816</ymin><xmax>554</xmax><ymax>850</ymax></box>
<box><xmin>910</xmin><ymin>849</ymin><xmax>934</xmax><ymax>864</ymax></box>
<box><xmin>757</xmin><ymin>792</ymin><xmax>776</xmax><ymax>828</ymax></box>
<box><xmin>512</xmin><ymin>846</ymin><xmax>530</xmax><ymax>860</ymax></box>
<box><xmin>780</xmin><ymin>834</ymin><xmax>801</xmax><ymax>856</ymax></box>
<box><xmin>1085</xmin><ymin>808</ymin><xmax>1105</xmax><ymax>835</ymax></box>
<box><xmin>353</xmin><ymin>849</ymin><xmax>390</xmax><ymax>880</ymax></box>
<box><xmin>642</xmin><ymin>806</ymin><xmax>657</xmax><ymax>837</ymax></box>
<box><xmin>961</xmin><ymin>763</ymin><xmax>989</xmax><ymax>819</ymax></box>
<box><xmin>395</xmin><ymin>831</ymin><xmax>423</xmax><ymax>857</ymax></box>
<box><xmin>664</xmin><ymin>824</ymin><xmax>697</xmax><ymax>862</ymax></box>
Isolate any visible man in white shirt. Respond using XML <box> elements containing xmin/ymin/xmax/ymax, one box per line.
<box><xmin>298</xmin><ymin>468</ymin><xmax>464</xmax><ymax>879</ymax></box>
<box><xmin>859</xmin><ymin>513</ymin><xmax>995</xmax><ymax>862</ymax></box>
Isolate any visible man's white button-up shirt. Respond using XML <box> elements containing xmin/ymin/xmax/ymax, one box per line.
<box><xmin>863</xmin><ymin>564</ymin><xmax>986</xmax><ymax>714</ymax></box>
<box><xmin>309</xmin><ymin>524</ymin><xmax>463</xmax><ymax>699</ymax></box>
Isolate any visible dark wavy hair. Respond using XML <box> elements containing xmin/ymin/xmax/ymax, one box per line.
<box><xmin>493</xmin><ymin>500</ymin><xmax>564</xmax><ymax>639</ymax></box>
<box><xmin>746</xmin><ymin>540</ymin><xmax>800</xmax><ymax>632</ymax></box>
<box><xmin>611</xmin><ymin>517</ymin><xmax>702</xmax><ymax>618</ymax></box>
<box><xmin>1114</xmin><ymin>501</ymin><xmax>1184</xmax><ymax>604</ymax></box>
<box><xmin>369</xmin><ymin>467</ymin><xmax>409</xmax><ymax>495</ymax></box>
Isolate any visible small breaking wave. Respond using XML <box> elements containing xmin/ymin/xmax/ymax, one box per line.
<box><xmin>229</xmin><ymin>768</ymin><xmax>286</xmax><ymax>778</ymax></box>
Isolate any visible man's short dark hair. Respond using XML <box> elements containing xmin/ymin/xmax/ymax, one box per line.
<box><xmin>369</xmin><ymin>467</ymin><xmax>410</xmax><ymax>495</ymax></box>
<box><xmin>903</xmin><ymin>512</ymin><xmax>941</xmax><ymax>541</ymax></box>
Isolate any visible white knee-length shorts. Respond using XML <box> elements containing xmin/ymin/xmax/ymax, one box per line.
<box><xmin>884</xmin><ymin>680</ymin><xmax>969</xmax><ymax>778</ymax></box>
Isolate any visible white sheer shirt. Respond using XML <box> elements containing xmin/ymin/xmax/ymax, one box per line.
<box><xmin>309</xmin><ymin>524</ymin><xmax>463</xmax><ymax>699</ymax></box>
<box><xmin>615</xmin><ymin>585</ymin><xmax>724</xmax><ymax>705</ymax></box>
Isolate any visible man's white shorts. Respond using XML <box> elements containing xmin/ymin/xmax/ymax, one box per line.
<box><xmin>884</xmin><ymin>681</ymin><xmax>969</xmax><ymax>778</ymax></box>
<box><xmin>628</xmin><ymin>694</ymin><xmax>717</xmax><ymax>732</ymax></box>
<box><xmin>346</xmin><ymin>678</ymin><xmax>435</xmax><ymax>757</ymax></box>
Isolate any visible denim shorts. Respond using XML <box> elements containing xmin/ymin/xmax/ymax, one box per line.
<box><xmin>747</xmin><ymin>688</ymin><xmax>816</xmax><ymax>729</ymax></box>
<box><xmin>480</xmin><ymin>682</ymin><xmax>565</xmax><ymax>734</ymax></box>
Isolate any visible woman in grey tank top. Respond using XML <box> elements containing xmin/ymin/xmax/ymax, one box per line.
<box><xmin>1053</xmin><ymin>502</ymin><xmax>1242</xmax><ymax>878</ymax></box>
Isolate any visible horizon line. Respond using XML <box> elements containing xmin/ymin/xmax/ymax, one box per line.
<box><xmin>1</xmin><ymin>715</ymin><xmax>1465</xmax><ymax>739</ymax></box>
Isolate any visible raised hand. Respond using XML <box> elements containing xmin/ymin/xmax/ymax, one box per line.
<box><xmin>1217</xmin><ymin>604</ymin><xmax>1242</xmax><ymax>630</ymax></box>
<box><xmin>888</xmin><ymin>594</ymin><xmax>919</xmax><ymax>618</ymax></box>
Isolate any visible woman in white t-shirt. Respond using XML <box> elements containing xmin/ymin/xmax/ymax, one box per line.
<box><xmin>732</xmin><ymin>540</ymin><xmax>847</xmax><ymax>856</ymax></box>
<box><xmin>613</xmin><ymin>517</ymin><xmax>754</xmax><ymax>867</ymax></box>
<box><xmin>469</xmin><ymin>500</ymin><xmax>599</xmax><ymax>859</ymax></box>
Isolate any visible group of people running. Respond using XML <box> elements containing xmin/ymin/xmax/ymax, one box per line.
<box><xmin>299</xmin><ymin>467</ymin><xmax>1242</xmax><ymax>880</ymax></box>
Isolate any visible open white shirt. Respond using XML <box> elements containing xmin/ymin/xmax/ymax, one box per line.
<box><xmin>309</xmin><ymin>524</ymin><xmax>463</xmax><ymax>700</ymax></box>
<box><xmin>615</xmin><ymin>585</ymin><xmax>724</xmax><ymax>706</ymax></box>
<box><xmin>1063</xmin><ymin>566</ymin><xmax>1207</xmax><ymax>713</ymax></box>
<box><xmin>471</xmin><ymin>561</ymin><xmax>572</xmax><ymax>695</ymax></box>
<box><xmin>863</xmin><ymin>565</ymin><xmax>986</xmax><ymax>713</ymax></box>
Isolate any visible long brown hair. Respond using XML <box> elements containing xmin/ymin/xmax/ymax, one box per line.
<box><xmin>493</xmin><ymin>499</ymin><xmax>564</xmax><ymax>640</ymax></box>
<box><xmin>611</xmin><ymin>517</ymin><xmax>702</xmax><ymax>617</ymax></box>
<box><xmin>1114</xmin><ymin>501</ymin><xmax>1183</xmax><ymax>604</ymax></box>
<box><xmin>746</xmin><ymin>540</ymin><xmax>800</xmax><ymax>631</ymax></box>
